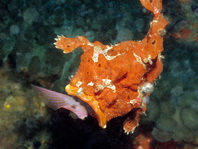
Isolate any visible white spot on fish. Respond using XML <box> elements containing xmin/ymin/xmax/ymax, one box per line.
<box><xmin>76</xmin><ymin>81</ymin><xmax>82</xmax><ymax>87</ymax></box>
<box><xmin>87</xmin><ymin>82</ymin><xmax>94</xmax><ymax>86</ymax></box>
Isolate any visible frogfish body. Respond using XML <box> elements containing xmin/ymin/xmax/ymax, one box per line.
<box><xmin>54</xmin><ymin>0</ymin><xmax>168</xmax><ymax>134</ymax></box>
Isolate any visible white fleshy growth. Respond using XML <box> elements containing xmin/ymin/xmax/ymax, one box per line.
<box><xmin>141</xmin><ymin>83</ymin><xmax>154</xmax><ymax>94</ymax></box>
<box><xmin>92</xmin><ymin>45</ymin><xmax>121</xmax><ymax>62</ymax></box>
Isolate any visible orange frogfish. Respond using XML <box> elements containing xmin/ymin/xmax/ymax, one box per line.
<box><xmin>54</xmin><ymin>0</ymin><xmax>168</xmax><ymax>134</ymax></box>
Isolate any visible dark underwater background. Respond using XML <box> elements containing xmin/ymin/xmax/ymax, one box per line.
<box><xmin>0</xmin><ymin>0</ymin><xmax>198</xmax><ymax>148</ymax></box>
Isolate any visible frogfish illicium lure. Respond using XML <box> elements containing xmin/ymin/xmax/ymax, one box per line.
<box><xmin>49</xmin><ymin>0</ymin><xmax>168</xmax><ymax>134</ymax></box>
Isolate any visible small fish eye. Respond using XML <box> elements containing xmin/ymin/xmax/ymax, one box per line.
<box><xmin>71</xmin><ymin>105</ymin><xmax>76</xmax><ymax>109</ymax></box>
